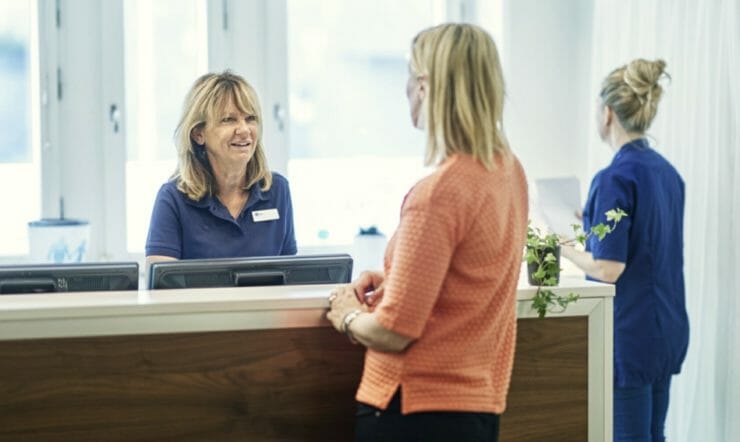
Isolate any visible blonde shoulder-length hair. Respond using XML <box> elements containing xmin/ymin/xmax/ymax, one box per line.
<box><xmin>173</xmin><ymin>71</ymin><xmax>272</xmax><ymax>201</ymax></box>
<box><xmin>410</xmin><ymin>23</ymin><xmax>510</xmax><ymax>169</ymax></box>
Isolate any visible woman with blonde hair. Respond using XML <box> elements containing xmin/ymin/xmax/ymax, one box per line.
<box><xmin>562</xmin><ymin>59</ymin><xmax>688</xmax><ymax>441</ymax></box>
<box><xmin>146</xmin><ymin>71</ymin><xmax>296</xmax><ymax>264</ymax></box>
<box><xmin>326</xmin><ymin>23</ymin><xmax>528</xmax><ymax>441</ymax></box>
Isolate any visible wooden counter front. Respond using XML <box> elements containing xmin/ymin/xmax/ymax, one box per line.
<box><xmin>0</xmin><ymin>278</ymin><xmax>611</xmax><ymax>441</ymax></box>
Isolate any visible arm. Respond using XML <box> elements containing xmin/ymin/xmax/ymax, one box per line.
<box><xmin>560</xmin><ymin>244</ymin><xmax>626</xmax><ymax>283</ymax></box>
<box><xmin>568</xmin><ymin>171</ymin><xmax>632</xmax><ymax>283</ymax></box>
<box><xmin>326</xmin><ymin>284</ymin><xmax>412</xmax><ymax>353</ymax></box>
<box><xmin>327</xmin><ymin>200</ymin><xmax>458</xmax><ymax>350</ymax></box>
<box><xmin>278</xmin><ymin>175</ymin><xmax>297</xmax><ymax>255</ymax></box>
<box><xmin>146</xmin><ymin>255</ymin><xmax>177</xmax><ymax>265</ymax></box>
<box><xmin>145</xmin><ymin>184</ymin><xmax>183</xmax><ymax>259</ymax></box>
<box><xmin>347</xmin><ymin>311</ymin><xmax>413</xmax><ymax>352</ymax></box>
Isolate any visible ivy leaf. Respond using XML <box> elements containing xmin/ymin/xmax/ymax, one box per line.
<box><xmin>591</xmin><ymin>223</ymin><xmax>612</xmax><ymax>241</ymax></box>
<box><xmin>527</xmin><ymin>208</ymin><xmax>627</xmax><ymax>317</ymax></box>
<box><xmin>606</xmin><ymin>208</ymin><xmax>628</xmax><ymax>222</ymax></box>
<box><xmin>576</xmin><ymin>233</ymin><xmax>587</xmax><ymax>245</ymax></box>
<box><xmin>533</xmin><ymin>268</ymin><xmax>547</xmax><ymax>281</ymax></box>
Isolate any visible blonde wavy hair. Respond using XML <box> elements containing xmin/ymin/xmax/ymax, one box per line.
<box><xmin>600</xmin><ymin>59</ymin><xmax>670</xmax><ymax>133</ymax></box>
<box><xmin>410</xmin><ymin>23</ymin><xmax>509</xmax><ymax>169</ymax></box>
<box><xmin>173</xmin><ymin>71</ymin><xmax>272</xmax><ymax>201</ymax></box>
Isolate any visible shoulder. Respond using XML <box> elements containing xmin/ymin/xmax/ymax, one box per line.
<box><xmin>650</xmin><ymin>148</ymin><xmax>684</xmax><ymax>181</ymax></box>
<box><xmin>260</xmin><ymin>172</ymin><xmax>294</xmax><ymax>212</ymax></box>
<box><xmin>597</xmin><ymin>159</ymin><xmax>638</xmax><ymax>187</ymax></box>
<box><xmin>264</xmin><ymin>171</ymin><xmax>292</xmax><ymax>198</ymax></box>
<box><xmin>156</xmin><ymin>180</ymin><xmax>183</xmax><ymax>201</ymax></box>
<box><xmin>405</xmin><ymin>156</ymin><xmax>468</xmax><ymax>211</ymax></box>
<box><xmin>269</xmin><ymin>171</ymin><xmax>290</xmax><ymax>189</ymax></box>
<box><xmin>406</xmin><ymin>154</ymin><xmax>522</xmax><ymax>212</ymax></box>
<box><xmin>155</xmin><ymin>180</ymin><xmax>209</xmax><ymax>212</ymax></box>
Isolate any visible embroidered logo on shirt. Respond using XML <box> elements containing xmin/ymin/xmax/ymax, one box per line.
<box><xmin>252</xmin><ymin>208</ymin><xmax>280</xmax><ymax>222</ymax></box>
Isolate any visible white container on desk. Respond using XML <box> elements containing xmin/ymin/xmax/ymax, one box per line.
<box><xmin>352</xmin><ymin>227</ymin><xmax>387</xmax><ymax>278</ymax></box>
<box><xmin>27</xmin><ymin>218</ymin><xmax>90</xmax><ymax>263</ymax></box>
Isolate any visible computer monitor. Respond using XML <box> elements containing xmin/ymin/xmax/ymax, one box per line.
<box><xmin>0</xmin><ymin>262</ymin><xmax>139</xmax><ymax>295</ymax></box>
<box><xmin>148</xmin><ymin>254</ymin><xmax>353</xmax><ymax>290</ymax></box>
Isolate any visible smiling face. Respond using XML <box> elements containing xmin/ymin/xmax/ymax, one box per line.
<box><xmin>191</xmin><ymin>94</ymin><xmax>259</xmax><ymax>171</ymax></box>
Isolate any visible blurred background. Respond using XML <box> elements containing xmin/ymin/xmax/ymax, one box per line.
<box><xmin>0</xmin><ymin>1</ymin><xmax>737</xmax><ymax>439</ymax></box>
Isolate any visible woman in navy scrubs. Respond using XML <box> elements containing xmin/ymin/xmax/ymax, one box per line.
<box><xmin>561</xmin><ymin>59</ymin><xmax>689</xmax><ymax>442</ymax></box>
<box><xmin>145</xmin><ymin>72</ymin><xmax>296</xmax><ymax>265</ymax></box>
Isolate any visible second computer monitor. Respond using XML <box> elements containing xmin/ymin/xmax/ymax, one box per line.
<box><xmin>148</xmin><ymin>254</ymin><xmax>353</xmax><ymax>290</ymax></box>
<box><xmin>0</xmin><ymin>262</ymin><xmax>139</xmax><ymax>295</ymax></box>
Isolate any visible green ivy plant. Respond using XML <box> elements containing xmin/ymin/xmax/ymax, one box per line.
<box><xmin>526</xmin><ymin>208</ymin><xmax>628</xmax><ymax>318</ymax></box>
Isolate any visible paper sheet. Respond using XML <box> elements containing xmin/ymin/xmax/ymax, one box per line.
<box><xmin>535</xmin><ymin>176</ymin><xmax>582</xmax><ymax>237</ymax></box>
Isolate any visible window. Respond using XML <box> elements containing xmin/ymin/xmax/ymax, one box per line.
<box><xmin>123</xmin><ymin>0</ymin><xmax>208</xmax><ymax>253</ymax></box>
<box><xmin>0</xmin><ymin>1</ymin><xmax>40</xmax><ymax>256</ymax></box>
<box><xmin>16</xmin><ymin>1</ymin><xmax>501</xmax><ymax>261</ymax></box>
<box><xmin>286</xmin><ymin>0</ymin><xmax>446</xmax><ymax>246</ymax></box>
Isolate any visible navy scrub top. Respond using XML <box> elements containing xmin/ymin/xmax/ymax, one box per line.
<box><xmin>146</xmin><ymin>172</ymin><xmax>297</xmax><ymax>259</ymax></box>
<box><xmin>583</xmin><ymin>138</ymin><xmax>689</xmax><ymax>388</ymax></box>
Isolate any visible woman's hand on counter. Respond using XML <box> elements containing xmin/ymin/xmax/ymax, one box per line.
<box><xmin>352</xmin><ymin>270</ymin><xmax>386</xmax><ymax>306</ymax></box>
<box><xmin>326</xmin><ymin>283</ymin><xmax>413</xmax><ymax>353</ymax></box>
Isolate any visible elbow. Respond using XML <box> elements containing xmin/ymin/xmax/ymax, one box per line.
<box><xmin>595</xmin><ymin>261</ymin><xmax>626</xmax><ymax>283</ymax></box>
<box><xmin>379</xmin><ymin>334</ymin><xmax>414</xmax><ymax>353</ymax></box>
<box><xmin>598</xmin><ymin>272</ymin><xmax>619</xmax><ymax>284</ymax></box>
<box><xmin>390</xmin><ymin>337</ymin><xmax>413</xmax><ymax>353</ymax></box>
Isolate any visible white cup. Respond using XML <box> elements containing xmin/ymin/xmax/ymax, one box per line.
<box><xmin>28</xmin><ymin>219</ymin><xmax>90</xmax><ymax>263</ymax></box>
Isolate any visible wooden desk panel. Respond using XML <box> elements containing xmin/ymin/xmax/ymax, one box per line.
<box><xmin>502</xmin><ymin>317</ymin><xmax>589</xmax><ymax>441</ymax></box>
<box><xmin>0</xmin><ymin>317</ymin><xmax>587</xmax><ymax>441</ymax></box>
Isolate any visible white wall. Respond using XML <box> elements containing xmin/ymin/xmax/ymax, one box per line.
<box><xmin>501</xmin><ymin>0</ymin><xmax>594</xmax><ymax>196</ymax></box>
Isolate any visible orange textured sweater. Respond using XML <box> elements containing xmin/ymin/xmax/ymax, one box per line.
<box><xmin>355</xmin><ymin>153</ymin><xmax>528</xmax><ymax>414</ymax></box>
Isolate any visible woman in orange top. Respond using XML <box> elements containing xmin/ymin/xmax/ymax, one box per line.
<box><xmin>327</xmin><ymin>23</ymin><xmax>528</xmax><ymax>441</ymax></box>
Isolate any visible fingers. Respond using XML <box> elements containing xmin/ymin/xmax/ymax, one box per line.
<box><xmin>352</xmin><ymin>272</ymin><xmax>375</xmax><ymax>292</ymax></box>
<box><xmin>352</xmin><ymin>271</ymin><xmax>385</xmax><ymax>305</ymax></box>
<box><xmin>328</xmin><ymin>285</ymin><xmax>363</xmax><ymax>309</ymax></box>
<box><xmin>325</xmin><ymin>309</ymin><xmax>341</xmax><ymax>331</ymax></box>
<box><xmin>364</xmin><ymin>286</ymin><xmax>384</xmax><ymax>306</ymax></box>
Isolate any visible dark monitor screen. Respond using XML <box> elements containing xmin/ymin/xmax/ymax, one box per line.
<box><xmin>0</xmin><ymin>262</ymin><xmax>139</xmax><ymax>295</ymax></box>
<box><xmin>148</xmin><ymin>254</ymin><xmax>353</xmax><ymax>290</ymax></box>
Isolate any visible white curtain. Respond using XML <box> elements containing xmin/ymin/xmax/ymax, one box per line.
<box><xmin>587</xmin><ymin>1</ymin><xmax>740</xmax><ymax>440</ymax></box>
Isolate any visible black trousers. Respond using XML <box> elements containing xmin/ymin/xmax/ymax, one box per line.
<box><xmin>355</xmin><ymin>390</ymin><xmax>500</xmax><ymax>442</ymax></box>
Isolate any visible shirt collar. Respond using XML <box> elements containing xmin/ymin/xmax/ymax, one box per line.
<box><xmin>613</xmin><ymin>137</ymin><xmax>650</xmax><ymax>162</ymax></box>
<box><xmin>183</xmin><ymin>180</ymin><xmax>270</xmax><ymax>210</ymax></box>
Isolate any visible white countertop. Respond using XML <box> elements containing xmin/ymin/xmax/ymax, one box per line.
<box><xmin>0</xmin><ymin>276</ymin><xmax>613</xmax><ymax>341</ymax></box>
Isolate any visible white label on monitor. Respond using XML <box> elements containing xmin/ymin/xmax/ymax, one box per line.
<box><xmin>252</xmin><ymin>208</ymin><xmax>280</xmax><ymax>222</ymax></box>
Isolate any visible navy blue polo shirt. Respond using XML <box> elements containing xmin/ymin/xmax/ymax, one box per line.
<box><xmin>583</xmin><ymin>138</ymin><xmax>689</xmax><ymax>388</ymax></box>
<box><xmin>145</xmin><ymin>172</ymin><xmax>297</xmax><ymax>259</ymax></box>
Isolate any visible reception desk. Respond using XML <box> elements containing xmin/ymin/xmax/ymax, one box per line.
<box><xmin>0</xmin><ymin>277</ymin><xmax>613</xmax><ymax>441</ymax></box>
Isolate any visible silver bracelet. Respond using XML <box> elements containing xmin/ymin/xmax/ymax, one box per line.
<box><xmin>342</xmin><ymin>309</ymin><xmax>362</xmax><ymax>344</ymax></box>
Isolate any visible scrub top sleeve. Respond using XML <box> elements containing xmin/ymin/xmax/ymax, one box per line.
<box><xmin>588</xmin><ymin>173</ymin><xmax>633</xmax><ymax>263</ymax></box>
<box><xmin>145</xmin><ymin>186</ymin><xmax>183</xmax><ymax>258</ymax></box>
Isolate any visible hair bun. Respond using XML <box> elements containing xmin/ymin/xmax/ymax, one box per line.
<box><xmin>623</xmin><ymin>59</ymin><xmax>668</xmax><ymax>101</ymax></box>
